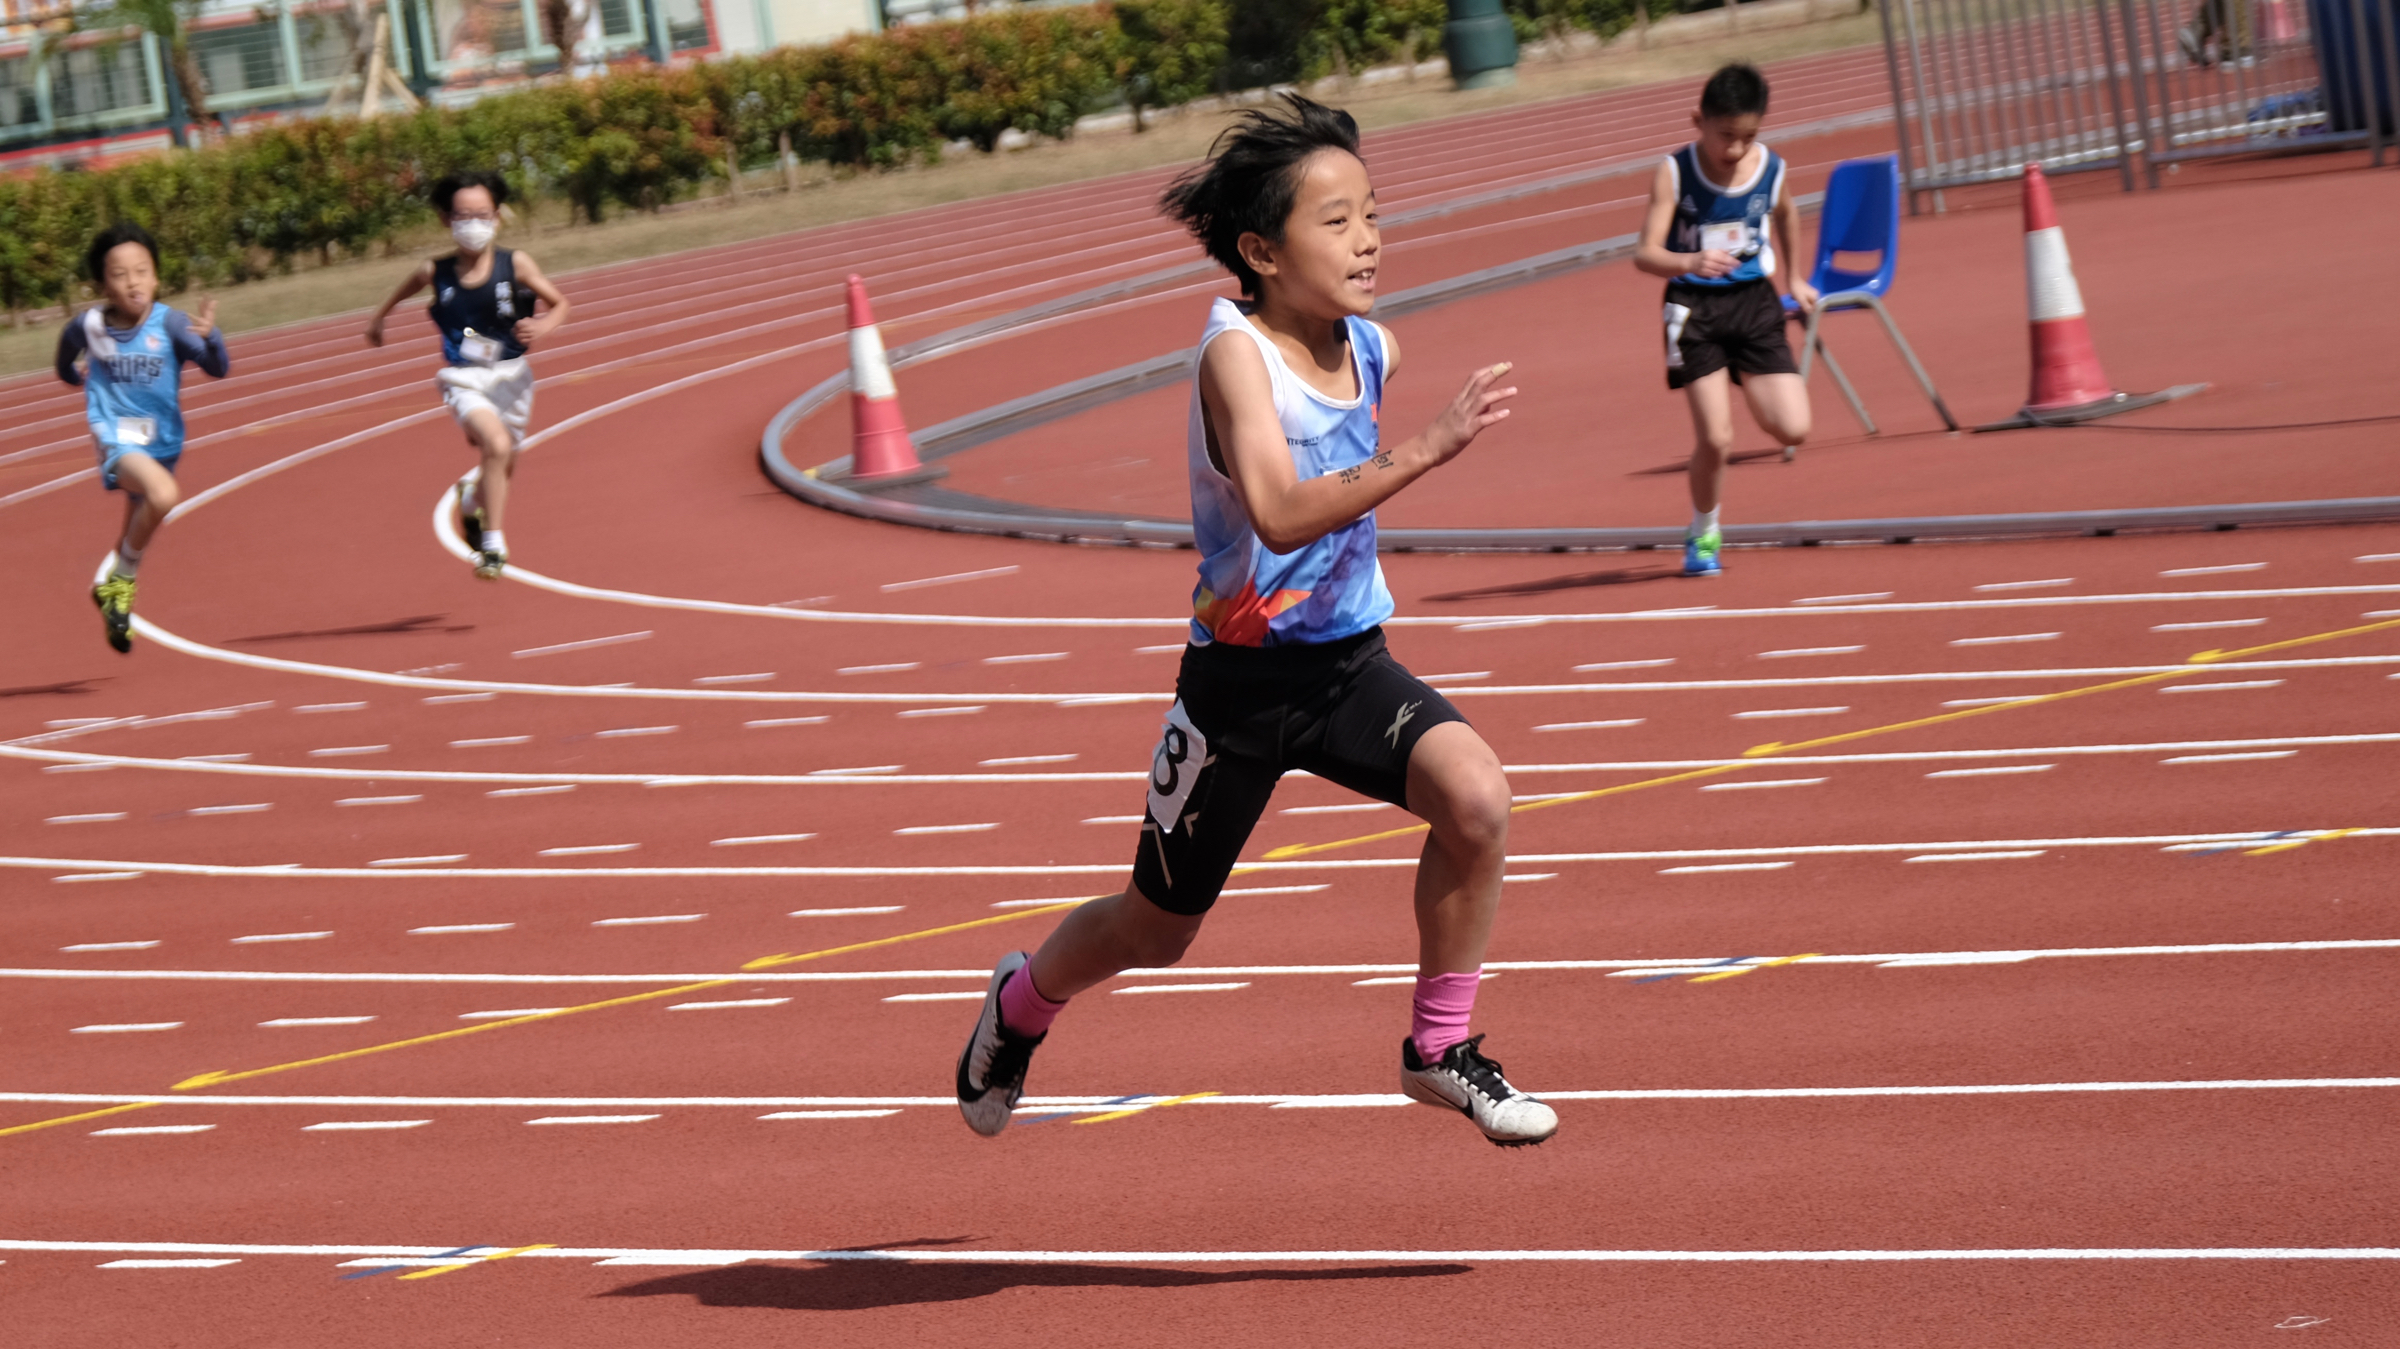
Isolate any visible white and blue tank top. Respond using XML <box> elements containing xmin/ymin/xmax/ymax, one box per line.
<box><xmin>54</xmin><ymin>303</ymin><xmax>230</xmax><ymax>457</ymax></box>
<box><xmin>1186</xmin><ymin>298</ymin><xmax>1396</xmax><ymax>648</ymax></box>
<box><xmin>1666</xmin><ymin>143</ymin><xmax>1786</xmax><ymax>288</ymax></box>
<box><xmin>429</xmin><ymin>248</ymin><xmax>527</xmax><ymax>365</ymax></box>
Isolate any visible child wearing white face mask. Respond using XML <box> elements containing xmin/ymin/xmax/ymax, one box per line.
<box><xmin>365</xmin><ymin>171</ymin><xmax>571</xmax><ymax>578</ymax></box>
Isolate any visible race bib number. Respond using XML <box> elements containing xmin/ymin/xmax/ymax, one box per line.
<box><xmin>460</xmin><ymin>331</ymin><xmax>503</xmax><ymax>364</ymax></box>
<box><xmin>1144</xmin><ymin>701</ymin><xmax>1208</xmax><ymax>835</ymax></box>
<box><xmin>1700</xmin><ymin>220</ymin><xmax>1751</xmax><ymax>255</ymax></box>
<box><xmin>115</xmin><ymin>417</ymin><xmax>155</xmax><ymax>447</ymax></box>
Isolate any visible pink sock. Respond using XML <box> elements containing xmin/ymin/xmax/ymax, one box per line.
<box><xmin>998</xmin><ymin>958</ymin><xmax>1065</xmax><ymax>1037</ymax></box>
<box><xmin>1410</xmin><ymin>971</ymin><xmax>1480</xmax><ymax>1064</ymax></box>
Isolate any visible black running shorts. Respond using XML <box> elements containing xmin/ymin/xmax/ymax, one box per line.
<box><xmin>1663</xmin><ymin>277</ymin><xmax>1798</xmax><ymax>390</ymax></box>
<box><xmin>1128</xmin><ymin>627</ymin><xmax>1467</xmax><ymax>917</ymax></box>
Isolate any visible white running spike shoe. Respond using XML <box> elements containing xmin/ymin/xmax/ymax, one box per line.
<box><xmin>955</xmin><ymin>951</ymin><xmax>1046</xmax><ymax>1138</ymax></box>
<box><xmin>1400</xmin><ymin>1034</ymin><xmax>1559</xmax><ymax>1147</ymax></box>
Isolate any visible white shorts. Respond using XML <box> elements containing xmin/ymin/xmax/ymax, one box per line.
<box><xmin>437</xmin><ymin>357</ymin><xmax>534</xmax><ymax>445</ymax></box>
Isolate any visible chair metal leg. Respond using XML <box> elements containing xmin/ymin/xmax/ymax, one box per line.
<box><xmin>1852</xmin><ymin>293</ymin><xmax>1960</xmax><ymax>432</ymax></box>
<box><xmin>1812</xmin><ymin>332</ymin><xmax>1878</xmax><ymax>438</ymax></box>
<box><xmin>1787</xmin><ymin>305</ymin><xmax>1874</xmax><ymax>462</ymax></box>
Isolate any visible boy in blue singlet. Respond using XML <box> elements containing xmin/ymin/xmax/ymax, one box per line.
<box><xmin>1635</xmin><ymin>64</ymin><xmax>1817</xmax><ymax>577</ymax></box>
<box><xmin>55</xmin><ymin>222</ymin><xmax>231</xmax><ymax>653</ymax></box>
<box><xmin>956</xmin><ymin>96</ymin><xmax>1557</xmax><ymax>1148</ymax></box>
<box><xmin>364</xmin><ymin>171</ymin><xmax>570</xmax><ymax>579</ymax></box>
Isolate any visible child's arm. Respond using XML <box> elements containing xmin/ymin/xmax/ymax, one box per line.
<box><xmin>1200</xmin><ymin>336</ymin><xmax>1513</xmax><ymax>555</ymax></box>
<box><xmin>54</xmin><ymin>316</ymin><xmax>87</xmax><ymax>388</ymax></box>
<box><xmin>508</xmin><ymin>252</ymin><xmax>570</xmax><ymax>349</ymax></box>
<box><xmin>169</xmin><ymin>299</ymin><xmax>230</xmax><ymax>378</ymax></box>
<box><xmin>1773</xmin><ymin>179</ymin><xmax>1818</xmax><ymax>313</ymax></box>
<box><xmin>364</xmin><ymin>261</ymin><xmax>436</xmax><ymax>347</ymax></box>
<box><xmin>1634</xmin><ymin>159</ymin><xmax>1735</xmax><ymax>281</ymax></box>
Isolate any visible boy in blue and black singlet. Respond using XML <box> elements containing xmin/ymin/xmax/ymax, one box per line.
<box><xmin>1636</xmin><ymin>64</ymin><xmax>1817</xmax><ymax>577</ymax></box>
<box><xmin>55</xmin><ymin>222</ymin><xmax>231</xmax><ymax>653</ymax></box>
<box><xmin>954</xmin><ymin>96</ymin><xmax>1560</xmax><ymax>1149</ymax></box>
<box><xmin>365</xmin><ymin>171</ymin><xmax>571</xmax><ymax>579</ymax></box>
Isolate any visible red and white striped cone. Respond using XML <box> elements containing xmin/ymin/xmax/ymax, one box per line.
<box><xmin>1982</xmin><ymin>164</ymin><xmax>2204</xmax><ymax>430</ymax></box>
<box><xmin>845</xmin><ymin>274</ymin><xmax>925</xmax><ymax>480</ymax></box>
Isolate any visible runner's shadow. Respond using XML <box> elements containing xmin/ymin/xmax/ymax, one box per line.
<box><xmin>227</xmin><ymin>614</ymin><xmax>472</xmax><ymax>643</ymax></box>
<box><xmin>1423</xmin><ymin>565</ymin><xmax>1682</xmax><ymax>601</ymax></box>
<box><xmin>602</xmin><ymin>1260</ymin><xmax>1471</xmax><ymax>1311</ymax></box>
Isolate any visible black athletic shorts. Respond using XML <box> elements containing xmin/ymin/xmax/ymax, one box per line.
<box><xmin>1663</xmin><ymin>278</ymin><xmax>1798</xmax><ymax>390</ymax></box>
<box><xmin>1129</xmin><ymin>627</ymin><xmax>1468</xmax><ymax>916</ymax></box>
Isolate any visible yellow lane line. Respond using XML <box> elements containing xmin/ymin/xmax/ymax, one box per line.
<box><xmin>1688</xmin><ymin>953</ymin><xmax>1822</xmax><ymax>984</ymax></box>
<box><xmin>1069</xmin><ymin>1091</ymin><xmax>1221</xmax><ymax>1125</ymax></box>
<box><xmin>2247</xmin><ymin>827</ymin><xmax>2363</xmax><ymax>856</ymax></box>
<box><xmin>0</xmin><ymin>1100</ymin><xmax>160</xmax><ymax>1138</ymax></box>
<box><xmin>395</xmin><ymin>1243</ymin><xmax>557</xmax><ymax>1282</ymax></box>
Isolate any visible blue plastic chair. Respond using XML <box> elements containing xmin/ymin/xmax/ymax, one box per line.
<box><xmin>1780</xmin><ymin>155</ymin><xmax>1957</xmax><ymax>459</ymax></box>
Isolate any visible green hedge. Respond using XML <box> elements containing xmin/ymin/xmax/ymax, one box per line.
<box><xmin>0</xmin><ymin>0</ymin><xmax>1673</xmax><ymax>316</ymax></box>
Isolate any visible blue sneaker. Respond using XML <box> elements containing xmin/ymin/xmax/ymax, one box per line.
<box><xmin>1682</xmin><ymin>528</ymin><xmax>1723</xmax><ymax>577</ymax></box>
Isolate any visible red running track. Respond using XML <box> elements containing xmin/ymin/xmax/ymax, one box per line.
<box><xmin>4</xmin><ymin>44</ymin><xmax>2399</xmax><ymax>1348</ymax></box>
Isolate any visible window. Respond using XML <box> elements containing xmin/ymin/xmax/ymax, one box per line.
<box><xmin>656</xmin><ymin>0</ymin><xmax>709</xmax><ymax>50</ymax></box>
<box><xmin>0</xmin><ymin>54</ymin><xmax>37</xmax><ymax>128</ymax></box>
<box><xmin>429</xmin><ymin>0</ymin><xmax>530</xmax><ymax>62</ymax></box>
<box><xmin>294</xmin><ymin>11</ymin><xmax>361</xmax><ymax>83</ymax></box>
<box><xmin>51</xmin><ymin>41</ymin><xmax>154</xmax><ymax>119</ymax></box>
<box><xmin>190</xmin><ymin>21</ymin><xmax>289</xmax><ymax>95</ymax></box>
<box><xmin>598</xmin><ymin>0</ymin><xmax>636</xmax><ymax>40</ymax></box>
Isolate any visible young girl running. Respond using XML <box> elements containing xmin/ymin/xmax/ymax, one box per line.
<box><xmin>364</xmin><ymin>171</ymin><xmax>570</xmax><ymax>579</ymax></box>
<box><xmin>956</xmin><ymin>96</ymin><xmax>1555</xmax><ymax>1148</ymax></box>
<box><xmin>56</xmin><ymin>222</ymin><xmax>231</xmax><ymax>653</ymax></box>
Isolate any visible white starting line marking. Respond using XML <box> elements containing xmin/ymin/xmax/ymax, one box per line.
<box><xmin>983</xmin><ymin>753</ymin><xmax>1077</xmax><ymax>765</ymax></box>
<box><xmin>1280</xmin><ymin>803</ymin><xmax>1390</xmax><ymax>815</ymax></box>
<box><xmin>1082</xmin><ymin>815</ymin><xmax>1144</xmax><ymax>825</ymax></box>
<box><xmin>897</xmin><ymin>706</ymin><xmax>985</xmax><ymax>718</ymax></box>
<box><xmin>1113</xmin><ymin>982</ymin><xmax>1250</xmax><ymax>995</ymax></box>
<box><xmin>72</xmin><ymin>1023</ymin><xmax>183</xmax><ymax>1033</ymax></box>
<box><xmin>1942</xmin><ymin>697</ymin><xmax>2039</xmax><ymax>708</ymax></box>
<box><xmin>368</xmin><ymin>855</ymin><xmax>469</xmax><ymax>867</ymax></box>
<box><xmin>1456</xmin><ymin>617</ymin><xmax>1549</xmax><ymax>631</ymax></box>
<box><xmin>759</xmin><ymin>1110</ymin><xmax>900</xmax><ymax>1119</ymax></box>
<box><xmin>2163</xmin><ymin>563</ymin><xmax>2265</xmax><ymax>577</ymax></box>
<box><xmin>461</xmin><ymin>1009</ymin><xmax>566</xmax><ymax>1019</ymax></box>
<box><xmin>411</xmin><ymin>924</ymin><xmax>514</xmax><ymax>935</ymax></box>
<box><xmin>883</xmin><ymin>992</ymin><xmax>985</xmax><ymax>1002</ymax></box>
<box><xmin>895</xmin><ymin>823</ymin><xmax>999</xmax><ymax>835</ymax></box>
<box><xmin>1951</xmin><ymin>633</ymin><xmax>2061</xmax><ymax>646</ymax></box>
<box><xmin>1698</xmin><ymin>778</ymin><xmax>1825</xmax><ymax>791</ymax></box>
<box><xmin>1761</xmin><ymin>646</ymin><xmax>1865</xmax><ymax>659</ymax></box>
<box><xmin>1928</xmin><ymin>765</ymin><xmax>2055</xmax><ymax>777</ymax></box>
<box><xmin>991</xmin><ymin>897</ymin><xmax>1102</xmax><ymax>909</ymax></box>
<box><xmin>525</xmin><ymin>1115</ymin><xmax>658</xmax><ymax>1126</ymax></box>
<box><xmin>187</xmin><ymin>803</ymin><xmax>272</xmax><ymax>817</ymax></box>
<box><xmin>595</xmin><ymin>726</ymin><xmax>677</xmax><ymax>739</ymax></box>
<box><xmin>101</xmin><ymin>1258</ymin><xmax>241</xmax><ymax>1268</ymax></box>
<box><xmin>302</xmin><ymin>1120</ymin><xmax>430</xmax><ymax>1131</ymax></box>
<box><xmin>539</xmin><ymin>844</ymin><xmax>641</xmax><ymax>857</ymax></box>
<box><xmin>882</xmin><ymin>566</ymin><xmax>1020</xmax><ymax>592</ymax></box>
<box><xmin>1975</xmin><ymin>578</ymin><xmax>2074</xmax><ymax>591</ymax></box>
<box><xmin>1903</xmin><ymin>851</ymin><xmax>2047</xmax><ymax>863</ymax></box>
<box><xmin>259</xmin><ymin>1016</ymin><xmax>376</xmax><ymax>1027</ymax></box>
<box><xmin>839</xmin><ymin>663</ymin><xmax>920</xmax><ymax>676</ymax></box>
<box><xmin>308</xmin><ymin>746</ymin><xmax>387</xmax><ymax>758</ymax></box>
<box><xmin>668</xmin><ymin>998</ymin><xmax>789</xmax><ymax>1011</ymax></box>
<box><xmin>48</xmin><ymin>813</ymin><xmax>128</xmax><ymax>824</ymax></box>
<box><xmin>1218</xmin><ymin>885</ymin><xmax>1333</xmax><ymax>896</ymax></box>
<box><xmin>2154</xmin><ymin>619</ymin><xmax>2266</xmax><ymax>631</ymax></box>
<box><xmin>1733</xmin><ymin>707</ymin><xmax>1849</xmax><ymax>719</ymax></box>
<box><xmin>296</xmin><ymin>703</ymin><xmax>368</xmax><ymax>714</ymax></box>
<box><xmin>336</xmin><ymin>796</ymin><xmax>422</xmax><ymax>807</ymax></box>
<box><xmin>791</xmin><ymin>906</ymin><xmax>904</xmax><ymax>916</ymax></box>
<box><xmin>593</xmin><ymin>914</ymin><xmax>705</xmax><ymax>927</ymax></box>
<box><xmin>2161</xmin><ymin>680</ymin><xmax>2285</xmax><ymax>693</ymax></box>
<box><xmin>1796</xmin><ymin>592</ymin><xmax>1894</xmax><ymax>604</ymax></box>
<box><xmin>746</xmin><ymin>716</ymin><xmax>830</xmax><ymax>728</ymax></box>
<box><xmin>513</xmin><ymin>632</ymin><xmax>653</xmax><ymax>659</ymax></box>
<box><xmin>62</xmin><ymin>941</ymin><xmax>159</xmax><ymax>952</ymax></box>
<box><xmin>696</xmin><ymin>673</ymin><xmax>776</xmax><ymax>685</ymax></box>
<box><xmin>2164</xmin><ymin>751</ymin><xmax>2297</xmax><ymax>763</ymax></box>
<box><xmin>1536</xmin><ymin>719</ymin><xmax>1645</xmax><ymax>731</ymax></box>
<box><xmin>92</xmin><ymin>1125</ymin><xmax>211</xmax><ymax>1135</ymax></box>
<box><xmin>489</xmin><ymin>785</ymin><xmax>573</xmax><ymax>796</ymax></box>
<box><xmin>425</xmin><ymin>692</ymin><xmax>496</xmax><ymax>704</ymax></box>
<box><xmin>983</xmin><ymin>653</ymin><xmax>1069</xmax><ymax>665</ymax></box>
<box><xmin>1420</xmin><ymin>672</ymin><xmax>1492</xmax><ymax>683</ymax></box>
<box><xmin>230</xmin><ymin>932</ymin><xmax>332</xmax><ymax>945</ymax></box>
<box><xmin>452</xmin><ymin>737</ymin><xmax>531</xmax><ymax>748</ymax></box>
<box><xmin>17</xmin><ymin>1240</ymin><xmax>2399</xmax><ymax>1267</ymax></box>
<box><xmin>1662</xmin><ymin>862</ymin><xmax>1794</xmax><ymax>874</ymax></box>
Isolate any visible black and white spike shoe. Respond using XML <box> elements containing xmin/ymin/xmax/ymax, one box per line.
<box><xmin>956</xmin><ymin>951</ymin><xmax>1046</xmax><ymax>1138</ymax></box>
<box><xmin>1400</xmin><ymin>1034</ymin><xmax>1559</xmax><ymax>1148</ymax></box>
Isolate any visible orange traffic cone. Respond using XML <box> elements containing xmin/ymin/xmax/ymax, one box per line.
<box><xmin>1980</xmin><ymin>164</ymin><xmax>2203</xmax><ymax>430</ymax></box>
<box><xmin>845</xmin><ymin>275</ymin><xmax>926</xmax><ymax>480</ymax></box>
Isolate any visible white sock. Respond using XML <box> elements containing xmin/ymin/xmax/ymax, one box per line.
<box><xmin>480</xmin><ymin>529</ymin><xmax>508</xmax><ymax>556</ymax></box>
<box><xmin>1690</xmin><ymin>507</ymin><xmax>1720</xmax><ymax>538</ymax></box>
<box><xmin>111</xmin><ymin>543</ymin><xmax>141</xmax><ymax>578</ymax></box>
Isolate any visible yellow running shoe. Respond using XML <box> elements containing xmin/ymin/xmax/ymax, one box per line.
<box><xmin>91</xmin><ymin>574</ymin><xmax>136</xmax><ymax>653</ymax></box>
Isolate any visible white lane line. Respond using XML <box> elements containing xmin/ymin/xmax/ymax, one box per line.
<box><xmin>2163</xmin><ymin>563</ymin><xmax>2265</xmax><ymax>576</ymax></box>
<box><xmin>593</xmin><ymin>915</ymin><xmax>704</xmax><ymax>927</ymax></box>
<box><xmin>525</xmin><ymin>1115</ymin><xmax>658</xmax><ymax>1126</ymax></box>
<box><xmin>1536</xmin><ymin>719</ymin><xmax>1644</xmax><ymax>731</ymax></box>
<box><xmin>1218</xmin><ymin>885</ymin><xmax>1332</xmax><ymax>897</ymax></box>
<box><xmin>100</xmin><ymin>1258</ymin><xmax>239</xmax><ymax>1267</ymax></box>
<box><xmin>177</xmin><ymin>754</ymin><xmax>252</xmax><ymax>764</ymax></box>
<box><xmin>1574</xmin><ymin>659</ymin><xmax>1676</xmax><ymax>671</ymax></box>
<box><xmin>983</xmin><ymin>754</ymin><xmax>1077</xmax><ymax>765</ymax></box>
<box><xmin>746</xmin><ymin>716</ymin><xmax>830</xmax><ymax>728</ymax></box>
<box><xmin>45</xmin><ymin>717</ymin><xmax>117</xmax><ymax>728</ymax></box>
<box><xmin>882</xmin><ymin>566</ymin><xmax>1020</xmax><ymax>592</ymax></box>
<box><xmin>897</xmin><ymin>706</ymin><xmax>985</xmax><ymax>718</ymax></box>
<box><xmin>296</xmin><ymin>703</ymin><xmax>368</xmax><ymax>714</ymax></box>
<box><xmin>1761</xmin><ymin>646</ymin><xmax>1865</xmax><ymax>658</ymax></box>
<box><xmin>411</xmin><ymin>924</ymin><xmax>515</xmax><ymax>935</ymax></box>
<box><xmin>759</xmin><ymin>1110</ymin><xmax>900</xmax><ymax>1119</ymax></box>
<box><xmin>1903</xmin><ymin>851</ymin><xmax>2047</xmax><ymax>863</ymax></box>
<box><xmin>894</xmin><ymin>823</ymin><xmax>999</xmax><ymax>835</ymax></box>
<box><xmin>791</xmin><ymin>907</ymin><xmax>903</xmax><ymax>916</ymax></box>
<box><xmin>452</xmin><ymin>737</ymin><xmax>531</xmax><ymax>748</ymax></box>
<box><xmin>883</xmin><ymin>992</ymin><xmax>986</xmax><ymax>1002</ymax></box>
<box><xmin>668</xmin><ymin>999</ymin><xmax>790</xmax><ymax>1011</ymax></box>
<box><xmin>1661</xmin><ymin>863</ymin><xmax>1794</xmax><ymax>874</ymax></box>
<box><xmin>513</xmin><ymin>632</ymin><xmax>653</xmax><ymax>659</ymax></box>
<box><xmin>61</xmin><ymin>941</ymin><xmax>159</xmax><ymax>952</ymax></box>
<box><xmin>2153</xmin><ymin>619</ymin><xmax>2265</xmax><ymax>631</ymax></box>
<box><xmin>309</xmin><ymin>746</ymin><xmax>388</xmax><ymax>758</ymax></box>
<box><xmin>1951</xmin><ymin>633</ymin><xmax>2059</xmax><ymax>646</ymax></box>
<box><xmin>336</xmin><ymin>796</ymin><xmax>422</xmax><ymax>807</ymax></box>
<box><xmin>95</xmin><ymin>1125</ymin><xmax>211</xmax><ymax>1135</ymax></box>
<box><xmin>461</xmin><ymin>1009</ymin><xmax>565</xmax><ymax>1019</ymax></box>
<box><xmin>369</xmin><ymin>855</ymin><xmax>469</xmax><ymax>867</ymax></box>
<box><xmin>2163</xmin><ymin>751</ymin><xmax>2296</xmax><ymax>763</ymax></box>
<box><xmin>712</xmin><ymin>833</ymin><xmax>817</xmax><ymax>847</ymax></box>
<box><xmin>425</xmin><ymin>692</ymin><xmax>496</xmax><ymax>704</ymax></box>
<box><xmin>302</xmin><ymin>1120</ymin><xmax>430</xmax><ymax>1131</ymax></box>
<box><xmin>594</xmin><ymin>726</ymin><xmax>677</xmax><ymax>739</ymax></box>
<box><xmin>1928</xmin><ymin>765</ymin><xmax>2055</xmax><ymax>777</ymax></box>
<box><xmin>1279</xmin><ymin>803</ymin><xmax>1390</xmax><ymax>815</ymax></box>
<box><xmin>54</xmin><ymin>872</ymin><xmax>142</xmax><ymax>882</ymax></box>
<box><xmin>1112</xmin><ymin>982</ymin><xmax>1251</xmax><ymax>995</ymax></box>
<box><xmin>2161</xmin><ymin>680</ymin><xmax>2284</xmax><ymax>693</ymax></box>
<box><xmin>983</xmin><ymin>653</ymin><xmax>1068</xmax><ymax>664</ymax></box>
<box><xmin>538</xmin><ymin>844</ymin><xmax>641</xmax><ymax>857</ymax></box>
<box><xmin>839</xmin><ymin>663</ymin><xmax>921</xmax><ymax>675</ymax></box>
<box><xmin>231</xmin><ymin>932</ymin><xmax>332</xmax><ymax>944</ymax></box>
<box><xmin>187</xmin><ymin>803</ymin><xmax>271</xmax><ymax>816</ymax></box>
<box><xmin>1698</xmin><ymin>778</ymin><xmax>1826</xmax><ymax>791</ymax></box>
<box><xmin>1456</xmin><ymin>617</ymin><xmax>1549</xmax><ymax>631</ymax></box>
<box><xmin>259</xmin><ymin>1017</ymin><xmax>375</xmax><ymax>1027</ymax></box>
<box><xmin>1796</xmin><ymin>592</ymin><xmax>1893</xmax><ymax>604</ymax></box>
<box><xmin>1083</xmin><ymin>815</ymin><xmax>1144</xmax><ymax>825</ymax></box>
<box><xmin>1877</xmin><ymin>953</ymin><xmax>2042</xmax><ymax>967</ymax></box>
<box><xmin>811</xmin><ymin>765</ymin><xmax>904</xmax><ymax>776</ymax></box>
<box><xmin>72</xmin><ymin>1023</ymin><xmax>182</xmax><ymax>1034</ymax></box>
<box><xmin>1975</xmin><ymin>578</ymin><xmax>2073</xmax><ymax>591</ymax></box>
<box><xmin>48</xmin><ymin>813</ymin><xmax>128</xmax><ymax>824</ymax></box>
<box><xmin>695</xmin><ymin>673</ymin><xmax>775</xmax><ymax>685</ymax></box>
<box><xmin>1733</xmin><ymin>707</ymin><xmax>1848</xmax><ymax>719</ymax></box>
<box><xmin>489</xmin><ymin>785</ymin><xmax>572</xmax><ymax>797</ymax></box>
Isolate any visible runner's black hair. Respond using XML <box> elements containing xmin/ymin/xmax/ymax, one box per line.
<box><xmin>431</xmin><ymin>171</ymin><xmax>512</xmax><ymax>215</ymax></box>
<box><xmin>86</xmin><ymin>221</ymin><xmax>159</xmax><ymax>283</ymax></box>
<box><xmin>1160</xmin><ymin>94</ymin><xmax>1363</xmax><ymax>298</ymax></box>
<box><xmin>1699</xmin><ymin>64</ymin><xmax>1770</xmax><ymax>118</ymax></box>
